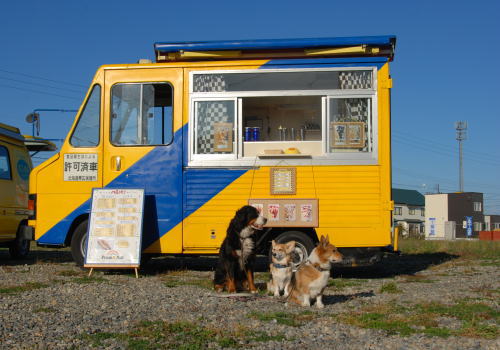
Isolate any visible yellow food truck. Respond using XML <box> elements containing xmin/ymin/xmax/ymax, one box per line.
<box><xmin>28</xmin><ymin>36</ymin><xmax>397</xmax><ymax>266</ymax></box>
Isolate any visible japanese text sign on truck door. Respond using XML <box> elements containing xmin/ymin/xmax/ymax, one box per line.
<box><xmin>84</xmin><ymin>189</ymin><xmax>144</xmax><ymax>267</ymax></box>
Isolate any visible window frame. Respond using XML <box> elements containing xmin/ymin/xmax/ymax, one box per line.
<box><xmin>188</xmin><ymin>67</ymin><xmax>378</xmax><ymax>167</ymax></box>
<box><xmin>473</xmin><ymin>201</ymin><xmax>482</xmax><ymax>212</ymax></box>
<box><xmin>0</xmin><ymin>145</ymin><xmax>12</xmax><ymax>180</ymax></box>
<box><xmin>394</xmin><ymin>206</ymin><xmax>402</xmax><ymax>216</ymax></box>
<box><xmin>189</xmin><ymin>97</ymin><xmax>238</xmax><ymax>161</ymax></box>
<box><xmin>69</xmin><ymin>84</ymin><xmax>101</xmax><ymax>148</ymax></box>
<box><xmin>110</xmin><ymin>82</ymin><xmax>174</xmax><ymax>147</ymax></box>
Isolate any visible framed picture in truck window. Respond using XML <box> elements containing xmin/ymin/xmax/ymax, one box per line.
<box><xmin>213</xmin><ymin>122</ymin><xmax>233</xmax><ymax>152</ymax></box>
<box><xmin>331</xmin><ymin>122</ymin><xmax>365</xmax><ymax>148</ymax></box>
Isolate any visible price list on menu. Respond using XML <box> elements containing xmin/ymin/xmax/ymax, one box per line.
<box><xmin>84</xmin><ymin>189</ymin><xmax>144</xmax><ymax>267</ymax></box>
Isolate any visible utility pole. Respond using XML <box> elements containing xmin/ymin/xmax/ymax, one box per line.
<box><xmin>455</xmin><ymin>121</ymin><xmax>467</xmax><ymax>192</ymax></box>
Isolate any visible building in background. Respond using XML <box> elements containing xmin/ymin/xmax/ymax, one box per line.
<box><xmin>484</xmin><ymin>215</ymin><xmax>500</xmax><ymax>231</ymax></box>
<box><xmin>425</xmin><ymin>192</ymin><xmax>484</xmax><ymax>239</ymax></box>
<box><xmin>392</xmin><ymin>188</ymin><xmax>425</xmax><ymax>236</ymax></box>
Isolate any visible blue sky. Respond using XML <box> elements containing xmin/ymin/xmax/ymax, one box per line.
<box><xmin>1</xmin><ymin>0</ymin><xmax>499</xmax><ymax>213</ymax></box>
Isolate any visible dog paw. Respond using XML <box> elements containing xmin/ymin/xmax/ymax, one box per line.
<box><xmin>316</xmin><ymin>303</ymin><xmax>325</xmax><ymax>309</ymax></box>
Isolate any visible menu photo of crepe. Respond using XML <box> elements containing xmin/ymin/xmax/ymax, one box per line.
<box><xmin>300</xmin><ymin>204</ymin><xmax>313</xmax><ymax>222</ymax></box>
<box><xmin>118</xmin><ymin>207</ymin><xmax>138</xmax><ymax>214</ymax></box>
<box><xmin>94</xmin><ymin>227</ymin><xmax>114</xmax><ymax>237</ymax></box>
<box><xmin>118</xmin><ymin>198</ymin><xmax>137</xmax><ymax>205</ymax></box>
<box><xmin>93</xmin><ymin>211</ymin><xmax>114</xmax><ymax>218</ymax></box>
<box><xmin>284</xmin><ymin>204</ymin><xmax>296</xmax><ymax>222</ymax></box>
<box><xmin>116</xmin><ymin>223</ymin><xmax>137</xmax><ymax>237</ymax></box>
<box><xmin>268</xmin><ymin>204</ymin><xmax>280</xmax><ymax>221</ymax></box>
<box><xmin>96</xmin><ymin>198</ymin><xmax>116</xmax><ymax>209</ymax></box>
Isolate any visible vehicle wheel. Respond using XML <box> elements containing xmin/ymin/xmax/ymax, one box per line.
<box><xmin>9</xmin><ymin>233</ymin><xmax>30</xmax><ymax>259</ymax></box>
<box><xmin>272</xmin><ymin>231</ymin><xmax>315</xmax><ymax>270</ymax></box>
<box><xmin>70</xmin><ymin>220</ymin><xmax>88</xmax><ymax>266</ymax></box>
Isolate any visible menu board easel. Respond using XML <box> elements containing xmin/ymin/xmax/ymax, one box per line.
<box><xmin>84</xmin><ymin>188</ymin><xmax>145</xmax><ymax>278</ymax></box>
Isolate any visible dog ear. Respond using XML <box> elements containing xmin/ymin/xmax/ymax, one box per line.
<box><xmin>271</xmin><ymin>240</ymin><xmax>276</xmax><ymax>247</ymax></box>
<box><xmin>324</xmin><ymin>235</ymin><xmax>330</xmax><ymax>245</ymax></box>
<box><xmin>285</xmin><ymin>240</ymin><xmax>295</xmax><ymax>253</ymax></box>
<box><xmin>319</xmin><ymin>235</ymin><xmax>326</xmax><ymax>246</ymax></box>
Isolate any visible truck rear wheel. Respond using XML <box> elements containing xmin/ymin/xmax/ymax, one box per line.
<box><xmin>273</xmin><ymin>231</ymin><xmax>315</xmax><ymax>270</ymax></box>
<box><xmin>70</xmin><ymin>220</ymin><xmax>88</xmax><ymax>266</ymax></box>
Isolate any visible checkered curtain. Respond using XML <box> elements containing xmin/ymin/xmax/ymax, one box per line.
<box><xmin>196</xmin><ymin>101</ymin><xmax>232</xmax><ymax>154</ymax></box>
<box><xmin>193</xmin><ymin>74</ymin><xmax>227</xmax><ymax>92</ymax></box>
<box><xmin>338</xmin><ymin>71</ymin><xmax>372</xmax><ymax>90</ymax></box>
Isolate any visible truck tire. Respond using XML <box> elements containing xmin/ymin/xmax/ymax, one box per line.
<box><xmin>273</xmin><ymin>231</ymin><xmax>315</xmax><ymax>270</ymax></box>
<box><xmin>9</xmin><ymin>231</ymin><xmax>30</xmax><ymax>259</ymax></box>
<box><xmin>70</xmin><ymin>220</ymin><xmax>88</xmax><ymax>266</ymax></box>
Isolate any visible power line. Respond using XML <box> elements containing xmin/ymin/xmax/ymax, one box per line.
<box><xmin>393</xmin><ymin>130</ymin><xmax>499</xmax><ymax>162</ymax></box>
<box><xmin>0</xmin><ymin>68</ymin><xmax>87</xmax><ymax>88</ymax></box>
<box><xmin>0</xmin><ymin>76</ymin><xmax>86</xmax><ymax>94</ymax></box>
<box><xmin>0</xmin><ymin>84</ymin><xmax>81</xmax><ymax>100</ymax></box>
<box><xmin>393</xmin><ymin>137</ymin><xmax>500</xmax><ymax>167</ymax></box>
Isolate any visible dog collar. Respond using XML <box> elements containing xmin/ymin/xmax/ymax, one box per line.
<box><xmin>309</xmin><ymin>262</ymin><xmax>330</xmax><ymax>272</ymax></box>
<box><xmin>273</xmin><ymin>263</ymin><xmax>289</xmax><ymax>269</ymax></box>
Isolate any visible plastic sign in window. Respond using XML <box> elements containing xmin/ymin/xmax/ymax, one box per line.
<box><xmin>63</xmin><ymin>153</ymin><xmax>98</xmax><ymax>181</ymax></box>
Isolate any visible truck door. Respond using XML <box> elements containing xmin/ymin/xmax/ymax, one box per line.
<box><xmin>102</xmin><ymin>68</ymin><xmax>183</xmax><ymax>253</ymax></box>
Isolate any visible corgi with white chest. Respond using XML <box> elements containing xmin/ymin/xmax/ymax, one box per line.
<box><xmin>267</xmin><ymin>240</ymin><xmax>295</xmax><ymax>297</ymax></box>
<box><xmin>287</xmin><ymin>235</ymin><xmax>343</xmax><ymax>308</ymax></box>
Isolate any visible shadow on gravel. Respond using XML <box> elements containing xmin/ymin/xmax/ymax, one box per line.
<box><xmin>0</xmin><ymin>248</ymin><xmax>460</xmax><ymax>281</ymax></box>
<box><xmin>332</xmin><ymin>252</ymin><xmax>460</xmax><ymax>279</ymax></box>
<box><xmin>0</xmin><ymin>248</ymin><xmax>74</xmax><ymax>266</ymax></box>
<box><xmin>323</xmin><ymin>291</ymin><xmax>376</xmax><ymax>305</ymax></box>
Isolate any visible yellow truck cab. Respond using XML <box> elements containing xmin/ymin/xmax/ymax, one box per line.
<box><xmin>29</xmin><ymin>36</ymin><xmax>396</xmax><ymax>266</ymax></box>
<box><xmin>0</xmin><ymin>123</ymin><xmax>33</xmax><ymax>258</ymax></box>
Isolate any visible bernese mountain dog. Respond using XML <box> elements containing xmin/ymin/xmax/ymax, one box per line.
<box><xmin>214</xmin><ymin>205</ymin><xmax>267</xmax><ymax>293</ymax></box>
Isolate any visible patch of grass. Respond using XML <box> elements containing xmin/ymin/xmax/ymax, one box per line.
<box><xmin>0</xmin><ymin>282</ymin><xmax>49</xmax><ymax>295</ymax></box>
<box><xmin>399</xmin><ymin>238</ymin><xmax>500</xmax><ymax>260</ymax></box>
<box><xmin>57</xmin><ymin>270</ymin><xmax>82</xmax><ymax>277</ymax></box>
<box><xmin>82</xmin><ymin>320</ymin><xmax>285</xmax><ymax>349</ymax></box>
<box><xmin>248</xmin><ymin>311</ymin><xmax>298</xmax><ymax>326</ymax></box>
<box><xmin>478</xmin><ymin>260</ymin><xmax>500</xmax><ymax>267</ymax></box>
<box><xmin>248</xmin><ymin>310</ymin><xmax>315</xmax><ymax>327</ymax></box>
<box><xmin>71</xmin><ymin>276</ymin><xmax>107</xmax><ymax>284</ymax></box>
<box><xmin>337</xmin><ymin>300</ymin><xmax>499</xmax><ymax>339</ymax></box>
<box><xmin>379</xmin><ymin>282</ymin><xmax>402</xmax><ymax>294</ymax></box>
<box><xmin>328</xmin><ymin>278</ymin><xmax>366</xmax><ymax>290</ymax></box>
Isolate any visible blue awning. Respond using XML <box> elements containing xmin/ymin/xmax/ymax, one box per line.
<box><xmin>154</xmin><ymin>35</ymin><xmax>396</xmax><ymax>61</ymax></box>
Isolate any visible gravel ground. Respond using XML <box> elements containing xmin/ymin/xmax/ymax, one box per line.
<box><xmin>0</xmin><ymin>248</ymin><xmax>498</xmax><ymax>349</ymax></box>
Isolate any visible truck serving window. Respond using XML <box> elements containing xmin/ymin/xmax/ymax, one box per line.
<box><xmin>70</xmin><ymin>85</ymin><xmax>101</xmax><ymax>147</ymax></box>
<box><xmin>0</xmin><ymin>146</ymin><xmax>11</xmax><ymax>180</ymax></box>
<box><xmin>111</xmin><ymin>83</ymin><xmax>173</xmax><ymax>146</ymax></box>
<box><xmin>190</xmin><ymin>68</ymin><xmax>377</xmax><ymax>164</ymax></box>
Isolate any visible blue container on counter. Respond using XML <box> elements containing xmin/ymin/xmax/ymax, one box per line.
<box><xmin>245</xmin><ymin>127</ymin><xmax>253</xmax><ymax>141</ymax></box>
<box><xmin>252</xmin><ymin>127</ymin><xmax>260</xmax><ymax>141</ymax></box>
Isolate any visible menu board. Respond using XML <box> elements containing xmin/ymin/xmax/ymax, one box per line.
<box><xmin>84</xmin><ymin>189</ymin><xmax>144</xmax><ymax>267</ymax></box>
<box><xmin>248</xmin><ymin>198</ymin><xmax>318</xmax><ymax>227</ymax></box>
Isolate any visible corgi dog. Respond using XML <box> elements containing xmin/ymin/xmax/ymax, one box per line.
<box><xmin>287</xmin><ymin>235</ymin><xmax>343</xmax><ymax>308</ymax></box>
<box><xmin>267</xmin><ymin>240</ymin><xmax>295</xmax><ymax>297</ymax></box>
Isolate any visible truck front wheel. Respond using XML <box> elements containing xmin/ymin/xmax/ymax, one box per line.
<box><xmin>70</xmin><ymin>220</ymin><xmax>88</xmax><ymax>266</ymax></box>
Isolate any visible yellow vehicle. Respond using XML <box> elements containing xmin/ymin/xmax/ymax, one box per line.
<box><xmin>0</xmin><ymin>123</ymin><xmax>56</xmax><ymax>258</ymax></box>
<box><xmin>29</xmin><ymin>36</ymin><xmax>396</xmax><ymax>266</ymax></box>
